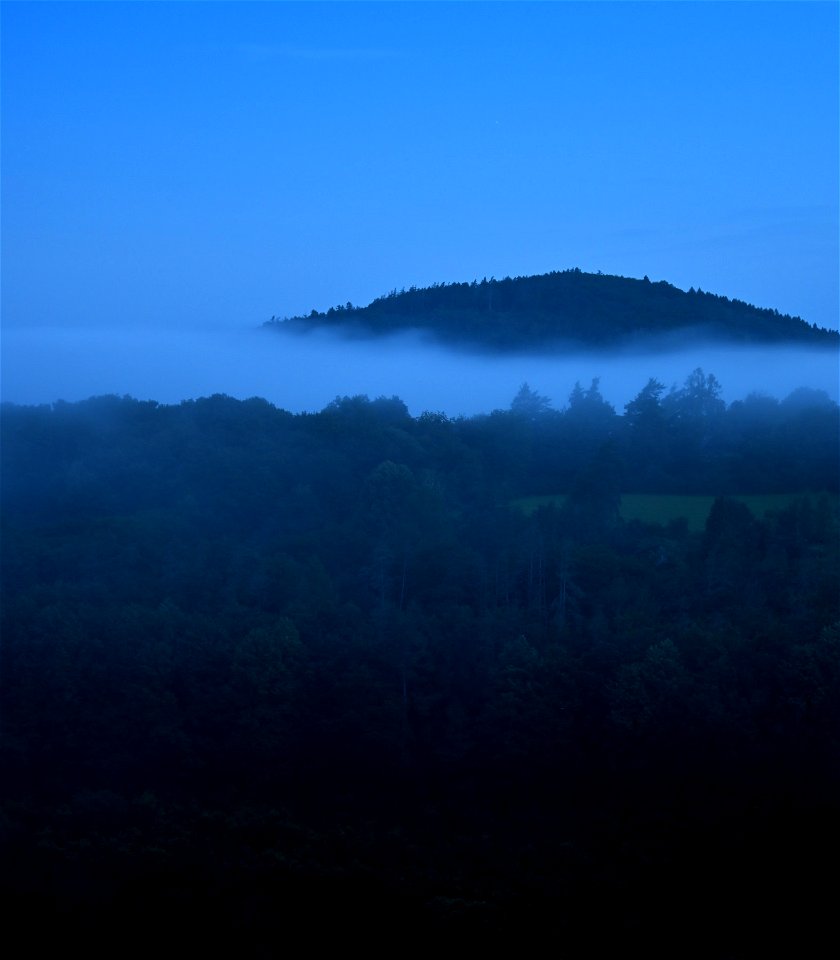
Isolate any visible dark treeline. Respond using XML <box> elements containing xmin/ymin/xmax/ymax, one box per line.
<box><xmin>267</xmin><ymin>268</ymin><xmax>840</xmax><ymax>349</ymax></box>
<box><xmin>2</xmin><ymin>371</ymin><xmax>839</xmax><ymax>955</ymax></box>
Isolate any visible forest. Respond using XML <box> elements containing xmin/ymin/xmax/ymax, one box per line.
<box><xmin>2</xmin><ymin>370</ymin><xmax>839</xmax><ymax>956</ymax></box>
<box><xmin>267</xmin><ymin>268</ymin><xmax>840</xmax><ymax>350</ymax></box>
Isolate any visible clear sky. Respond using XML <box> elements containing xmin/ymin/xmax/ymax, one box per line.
<box><xmin>2</xmin><ymin>0</ymin><xmax>838</xmax><ymax>334</ymax></box>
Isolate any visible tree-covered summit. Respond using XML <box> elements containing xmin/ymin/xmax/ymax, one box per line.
<box><xmin>265</xmin><ymin>268</ymin><xmax>839</xmax><ymax>350</ymax></box>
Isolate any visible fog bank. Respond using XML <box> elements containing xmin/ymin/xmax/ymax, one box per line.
<box><xmin>2</xmin><ymin>324</ymin><xmax>837</xmax><ymax>415</ymax></box>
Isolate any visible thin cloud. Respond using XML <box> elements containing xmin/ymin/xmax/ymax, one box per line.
<box><xmin>236</xmin><ymin>42</ymin><xmax>402</xmax><ymax>64</ymax></box>
<box><xmin>725</xmin><ymin>203</ymin><xmax>838</xmax><ymax>225</ymax></box>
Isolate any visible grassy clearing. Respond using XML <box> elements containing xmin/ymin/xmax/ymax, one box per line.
<box><xmin>512</xmin><ymin>493</ymin><xmax>837</xmax><ymax>532</ymax></box>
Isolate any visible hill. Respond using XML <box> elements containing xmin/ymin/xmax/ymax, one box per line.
<box><xmin>265</xmin><ymin>268</ymin><xmax>839</xmax><ymax>350</ymax></box>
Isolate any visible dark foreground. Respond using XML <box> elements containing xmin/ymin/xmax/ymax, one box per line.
<box><xmin>2</xmin><ymin>378</ymin><xmax>838</xmax><ymax>956</ymax></box>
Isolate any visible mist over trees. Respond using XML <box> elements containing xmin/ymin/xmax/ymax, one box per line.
<box><xmin>2</xmin><ymin>370</ymin><xmax>838</xmax><ymax>953</ymax></box>
<box><xmin>267</xmin><ymin>268</ymin><xmax>840</xmax><ymax>350</ymax></box>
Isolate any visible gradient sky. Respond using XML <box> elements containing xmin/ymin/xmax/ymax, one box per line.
<box><xmin>2</xmin><ymin>0</ymin><xmax>838</xmax><ymax>335</ymax></box>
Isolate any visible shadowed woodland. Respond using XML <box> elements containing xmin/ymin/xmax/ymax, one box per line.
<box><xmin>2</xmin><ymin>370</ymin><xmax>838</xmax><ymax>955</ymax></box>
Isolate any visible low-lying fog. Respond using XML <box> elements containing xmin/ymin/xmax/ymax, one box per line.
<box><xmin>2</xmin><ymin>324</ymin><xmax>838</xmax><ymax>415</ymax></box>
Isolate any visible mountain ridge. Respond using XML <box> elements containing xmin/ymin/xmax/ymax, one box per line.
<box><xmin>265</xmin><ymin>268</ymin><xmax>839</xmax><ymax>351</ymax></box>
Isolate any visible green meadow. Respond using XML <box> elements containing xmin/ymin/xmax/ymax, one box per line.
<box><xmin>512</xmin><ymin>492</ymin><xmax>838</xmax><ymax>532</ymax></box>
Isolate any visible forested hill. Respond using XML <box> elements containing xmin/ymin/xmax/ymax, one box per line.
<box><xmin>265</xmin><ymin>268</ymin><xmax>839</xmax><ymax>350</ymax></box>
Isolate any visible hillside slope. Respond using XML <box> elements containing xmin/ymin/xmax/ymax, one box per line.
<box><xmin>266</xmin><ymin>268</ymin><xmax>839</xmax><ymax>350</ymax></box>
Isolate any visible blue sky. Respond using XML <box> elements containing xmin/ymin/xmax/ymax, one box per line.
<box><xmin>2</xmin><ymin>1</ymin><xmax>838</xmax><ymax>333</ymax></box>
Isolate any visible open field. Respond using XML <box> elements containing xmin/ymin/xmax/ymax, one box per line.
<box><xmin>512</xmin><ymin>493</ymin><xmax>839</xmax><ymax>531</ymax></box>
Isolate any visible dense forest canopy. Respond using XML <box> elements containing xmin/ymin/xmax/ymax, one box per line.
<box><xmin>266</xmin><ymin>268</ymin><xmax>840</xmax><ymax>350</ymax></box>
<box><xmin>3</xmin><ymin>370</ymin><xmax>839</xmax><ymax>953</ymax></box>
